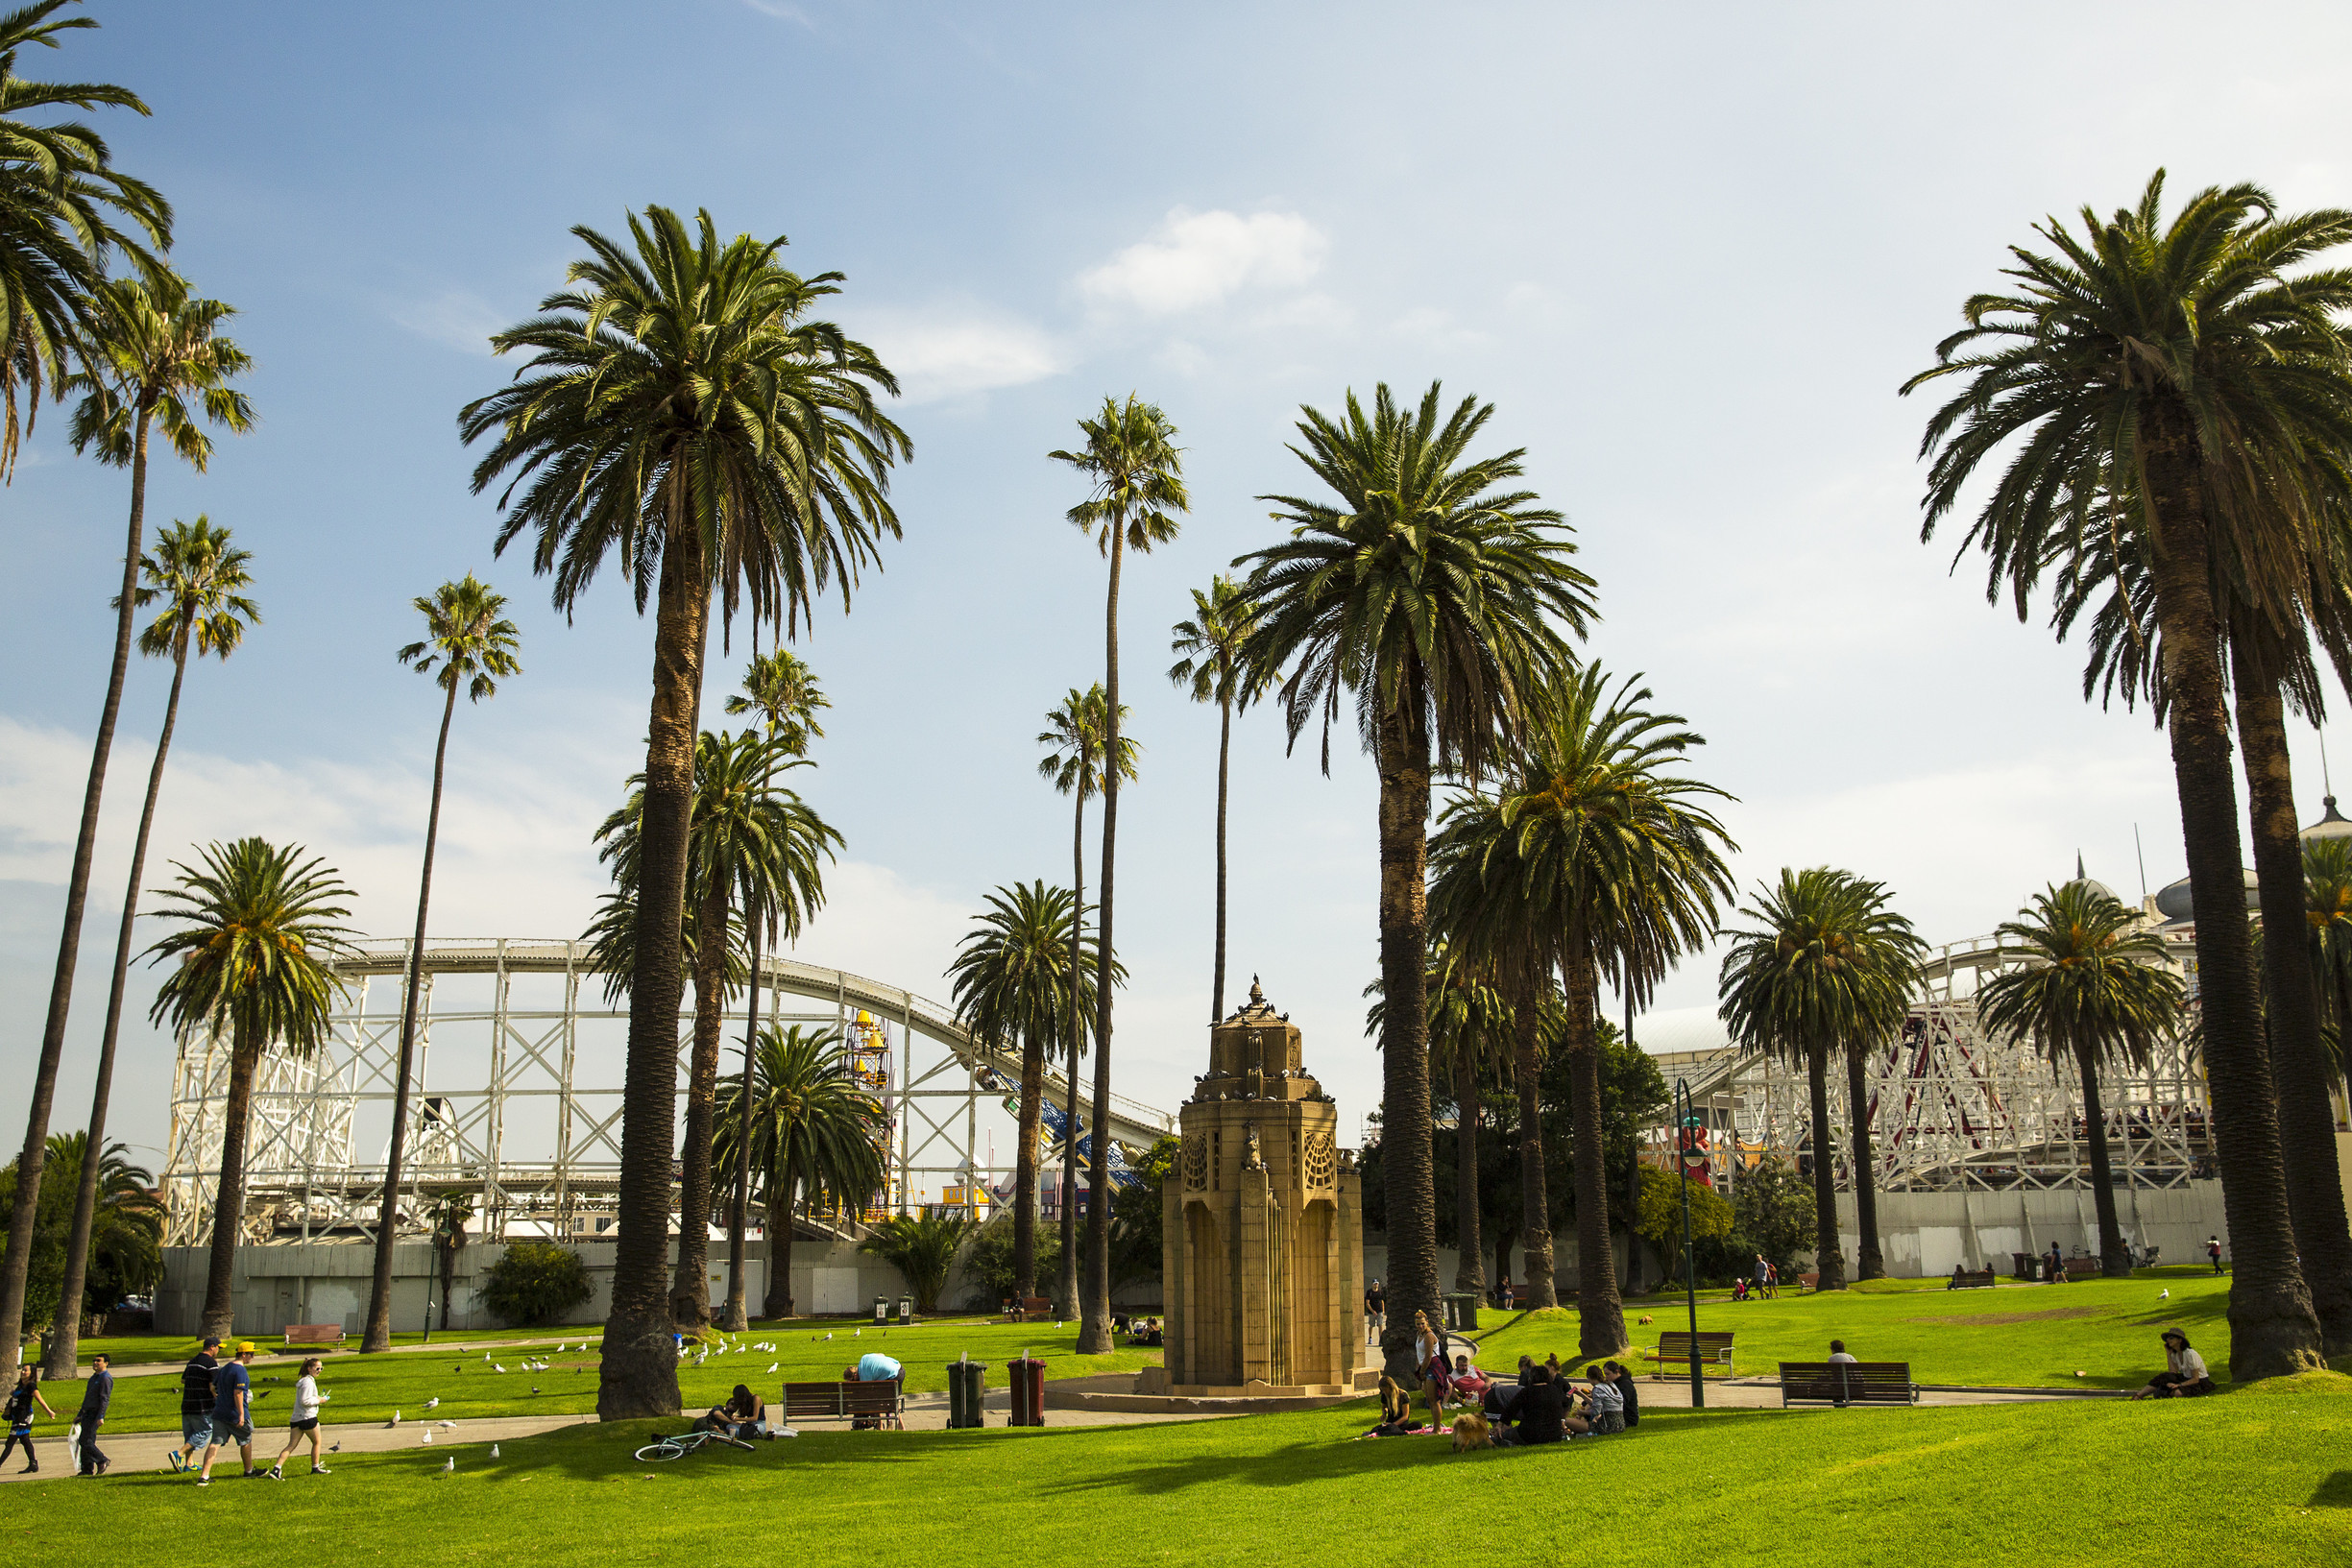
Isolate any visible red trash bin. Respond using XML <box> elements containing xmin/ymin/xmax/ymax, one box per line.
<box><xmin>1008</xmin><ymin>1356</ymin><xmax>1047</xmax><ymax>1427</ymax></box>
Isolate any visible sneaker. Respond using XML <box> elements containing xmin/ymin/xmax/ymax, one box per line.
<box><xmin>166</xmin><ymin>1451</ymin><xmax>184</xmax><ymax>1473</ymax></box>
<box><xmin>195</xmin><ymin>1476</ymin><xmax>209</xmax><ymax>1486</ymax></box>
<box><xmin>95</xmin><ymin>1460</ymin><xmax>109</xmax><ymax>1476</ymax></box>
<box><xmin>310</xmin><ymin>1464</ymin><xmax>331</xmax><ymax>1475</ymax></box>
<box><xmin>265</xmin><ymin>1465</ymin><xmax>281</xmax><ymax>1481</ymax></box>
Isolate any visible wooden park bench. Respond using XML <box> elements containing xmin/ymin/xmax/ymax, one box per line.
<box><xmin>1641</xmin><ymin>1330</ymin><xmax>1735</xmax><ymax>1380</ymax></box>
<box><xmin>1779</xmin><ymin>1361</ymin><xmax>1918</xmax><ymax>1408</ymax></box>
<box><xmin>2062</xmin><ymin>1257</ymin><xmax>2104</xmax><ymax>1282</ymax></box>
<box><xmin>1002</xmin><ymin>1296</ymin><xmax>1053</xmax><ymax>1322</ymax></box>
<box><xmin>781</xmin><ymin>1379</ymin><xmax>904</xmax><ymax>1430</ymax></box>
<box><xmin>1948</xmin><ymin>1268</ymin><xmax>1997</xmax><ymax>1290</ymax></box>
<box><xmin>281</xmin><ymin>1324</ymin><xmax>345</xmax><ymax>1348</ymax></box>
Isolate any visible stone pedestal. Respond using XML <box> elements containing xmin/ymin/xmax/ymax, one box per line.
<box><xmin>1160</xmin><ymin>979</ymin><xmax>1370</xmax><ymax>1397</ymax></box>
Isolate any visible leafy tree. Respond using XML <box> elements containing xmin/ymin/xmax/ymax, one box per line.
<box><xmin>481</xmin><ymin>1242</ymin><xmax>594</xmax><ymax>1328</ymax></box>
<box><xmin>1976</xmin><ymin>881</ymin><xmax>2186</xmax><ymax>1278</ymax></box>
<box><xmin>1634</xmin><ymin>1168</ymin><xmax>1734</xmax><ymax>1286</ymax></box>
<box><xmin>711</xmin><ymin>1025</ymin><xmax>887</xmax><ymax>1320</ymax></box>
<box><xmin>1036</xmin><ymin>684</ymin><xmax>1137</xmax><ymax>1318</ymax></box>
<box><xmin>947</xmin><ymin>882</ymin><xmax>1108</xmax><ymax>1303</ymax></box>
<box><xmin>960</xmin><ymin>1217</ymin><xmax>1059</xmax><ymax>1313</ymax></box>
<box><xmin>1903</xmin><ymin>171</ymin><xmax>2350</xmax><ymax>1378</ymax></box>
<box><xmin>859</xmin><ymin>1213</ymin><xmax>977</xmax><ymax>1315</ymax></box>
<box><xmin>462</xmin><ymin>205</ymin><xmax>908</xmax><ymax>1416</ymax></box>
<box><xmin>362</xmin><ymin>575</ymin><xmax>521</xmax><ymax>1355</ymax></box>
<box><xmin>0</xmin><ymin>1133</ymin><xmax>159</xmax><ymax>1342</ymax></box>
<box><xmin>1109</xmin><ymin>1136</ymin><xmax>1179</xmax><ymax>1293</ymax></box>
<box><xmin>1168</xmin><ymin>573</ymin><xmax>1266</xmax><ymax>1024</ymax></box>
<box><xmin>144</xmin><ymin>839</ymin><xmax>355</xmax><ymax>1341</ymax></box>
<box><xmin>1236</xmin><ymin>381</ymin><xmax>1592</xmax><ymax>1353</ymax></box>
<box><xmin>1051</xmin><ymin>394</ymin><xmax>1186</xmax><ymax>1356</ymax></box>
<box><xmin>1695</xmin><ymin>1154</ymin><xmax>1815</xmax><ymax>1284</ymax></box>
<box><xmin>3</xmin><ymin>269</ymin><xmax>250</xmax><ymax>1377</ymax></box>
<box><xmin>45</xmin><ymin>518</ymin><xmax>254</xmax><ymax>1378</ymax></box>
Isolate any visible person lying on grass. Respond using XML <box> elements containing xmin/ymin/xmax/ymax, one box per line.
<box><xmin>2129</xmin><ymin>1331</ymin><xmax>2214</xmax><ymax>1400</ymax></box>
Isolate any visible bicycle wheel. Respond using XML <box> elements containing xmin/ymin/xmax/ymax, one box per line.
<box><xmin>635</xmin><ymin>1437</ymin><xmax>690</xmax><ymax>1462</ymax></box>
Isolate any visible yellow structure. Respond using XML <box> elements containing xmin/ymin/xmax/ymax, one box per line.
<box><xmin>1156</xmin><ymin>979</ymin><xmax>1370</xmax><ymax>1395</ymax></box>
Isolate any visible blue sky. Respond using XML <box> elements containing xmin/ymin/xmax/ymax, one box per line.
<box><xmin>8</xmin><ymin>1</ymin><xmax>2352</xmax><ymax>1174</ymax></box>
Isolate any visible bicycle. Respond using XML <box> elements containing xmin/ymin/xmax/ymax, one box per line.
<box><xmin>634</xmin><ymin>1427</ymin><xmax>757</xmax><ymax>1462</ymax></box>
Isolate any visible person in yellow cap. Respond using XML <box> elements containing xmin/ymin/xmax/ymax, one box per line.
<box><xmin>197</xmin><ymin>1342</ymin><xmax>259</xmax><ymax>1484</ymax></box>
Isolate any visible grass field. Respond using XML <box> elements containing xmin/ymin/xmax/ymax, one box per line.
<box><xmin>43</xmin><ymin>1316</ymin><xmax>1161</xmax><ymax>1432</ymax></box>
<box><xmin>10</xmin><ymin>1368</ymin><xmax>2344</xmax><ymax>1567</ymax></box>
<box><xmin>1479</xmin><ymin>1268</ymin><xmax>2239</xmax><ymax>1389</ymax></box>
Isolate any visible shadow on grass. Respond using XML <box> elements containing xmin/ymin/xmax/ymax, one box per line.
<box><xmin>2310</xmin><ymin>1471</ymin><xmax>2352</xmax><ymax>1508</ymax></box>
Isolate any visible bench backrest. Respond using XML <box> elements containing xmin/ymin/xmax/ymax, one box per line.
<box><xmin>1953</xmin><ymin>1268</ymin><xmax>1996</xmax><ymax>1287</ymax></box>
<box><xmin>1657</xmin><ymin>1331</ymin><xmax>1734</xmax><ymax>1356</ymax></box>
<box><xmin>283</xmin><ymin>1324</ymin><xmax>344</xmax><ymax>1343</ymax></box>
<box><xmin>2062</xmin><ymin>1258</ymin><xmax>2101</xmax><ymax>1279</ymax></box>
<box><xmin>1778</xmin><ymin>1361</ymin><xmax>1913</xmax><ymax>1401</ymax></box>
<box><xmin>780</xmin><ymin>1379</ymin><xmax>902</xmax><ymax>1417</ymax></box>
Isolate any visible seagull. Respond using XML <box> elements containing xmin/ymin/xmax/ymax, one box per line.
<box><xmin>490</xmin><ymin>1444</ymin><xmax>500</xmax><ymax>1459</ymax></box>
<box><xmin>423</xmin><ymin>1431</ymin><xmax>433</xmax><ymax>1444</ymax></box>
<box><xmin>2159</xmin><ymin>1288</ymin><xmax>2170</xmax><ymax>1300</ymax></box>
<box><xmin>424</xmin><ymin>1398</ymin><xmax>440</xmax><ymax>1410</ymax></box>
<box><xmin>532</xmin><ymin>1387</ymin><xmax>540</xmax><ymax>1395</ymax></box>
<box><xmin>439</xmin><ymin>1420</ymin><xmax>455</xmax><ymax>1429</ymax></box>
<box><xmin>482</xmin><ymin>1352</ymin><xmax>491</xmax><ymax>1361</ymax></box>
<box><xmin>495</xmin><ymin>1364</ymin><xmax>507</xmax><ymax>1374</ymax></box>
<box><xmin>440</xmin><ymin>1456</ymin><xmax>454</xmax><ymax>1475</ymax></box>
<box><xmin>390</xmin><ymin>1411</ymin><xmax>401</xmax><ymax>1427</ymax></box>
<box><xmin>766</xmin><ymin>1363</ymin><xmax>778</xmax><ymax>1373</ymax></box>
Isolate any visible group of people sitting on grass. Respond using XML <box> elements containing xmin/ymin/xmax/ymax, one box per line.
<box><xmin>1360</xmin><ymin>1311</ymin><xmax>1637</xmax><ymax>1447</ymax></box>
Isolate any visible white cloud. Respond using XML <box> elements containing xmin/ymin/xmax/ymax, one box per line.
<box><xmin>389</xmin><ymin>289</ymin><xmax>508</xmax><ymax>355</ymax></box>
<box><xmin>859</xmin><ymin>308</ymin><xmax>1063</xmax><ymax>403</ymax></box>
<box><xmin>1079</xmin><ymin>208</ymin><xmax>1327</xmax><ymax>316</ymax></box>
<box><xmin>741</xmin><ymin>0</ymin><xmax>816</xmax><ymax>23</ymax></box>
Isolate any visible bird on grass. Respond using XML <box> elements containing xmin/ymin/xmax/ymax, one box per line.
<box><xmin>425</xmin><ymin>1397</ymin><xmax>440</xmax><ymax>1410</ymax></box>
<box><xmin>532</xmin><ymin>1387</ymin><xmax>540</xmax><ymax>1395</ymax></box>
<box><xmin>2159</xmin><ymin>1289</ymin><xmax>2170</xmax><ymax>1300</ymax></box>
<box><xmin>495</xmin><ymin>1364</ymin><xmax>507</xmax><ymax>1374</ymax></box>
<box><xmin>440</xmin><ymin>1457</ymin><xmax>454</xmax><ymax>1475</ymax></box>
<box><xmin>490</xmin><ymin>1444</ymin><xmax>500</xmax><ymax>1459</ymax></box>
<box><xmin>767</xmin><ymin>1363</ymin><xmax>778</xmax><ymax>1373</ymax></box>
<box><xmin>389</xmin><ymin>1411</ymin><xmax>401</xmax><ymax>1427</ymax></box>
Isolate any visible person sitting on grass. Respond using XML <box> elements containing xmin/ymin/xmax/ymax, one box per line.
<box><xmin>2130</xmin><ymin>1331</ymin><xmax>2215</xmax><ymax>1400</ymax></box>
<box><xmin>1603</xmin><ymin>1361</ymin><xmax>1639</xmax><ymax>1429</ymax></box>
<box><xmin>1564</xmin><ymin>1366</ymin><xmax>1625</xmax><ymax>1436</ymax></box>
<box><xmin>698</xmin><ymin>1384</ymin><xmax>766</xmax><ymax>1437</ymax></box>
<box><xmin>1449</xmin><ymin>1354</ymin><xmax>1493</xmax><ymax>1404</ymax></box>
<box><xmin>1494</xmin><ymin>1363</ymin><xmax>1565</xmax><ymax>1447</ymax></box>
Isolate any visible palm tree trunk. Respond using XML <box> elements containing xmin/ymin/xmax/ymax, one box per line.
<box><xmin>2073</xmin><ymin>1040</ymin><xmax>2131</xmax><ymax>1277</ymax></box>
<box><xmin>1453</xmin><ymin>1052</ymin><xmax>1485</xmax><ymax>1294</ymax></box>
<box><xmin>1081</xmin><ymin>525</ymin><xmax>1125</xmax><ymax>1356</ymax></box>
<box><xmin>363</xmin><ymin>678</ymin><xmax>461</xmax><ymax>1356</ymax></box>
<box><xmin>2232</xmin><ymin>647</ymin><xmax>2352</xmax><ymax>1348</ymax></box>
<box><xmin>722</xmin><ymin>926</ymin><xmax>760</xmax><ymax>1332</ymax></box>
<box><xmin>2142</xmin><ymin>422</ymin><xmax>2322</xmax><ymax>1379</ymax></box>
<box><xmin>600</xmin><ymin>497</ymin><xmax>706</xmax><ymax>1419</ymax></box>
<box><xmin>1373</xmin><ymin>698</ymin><xmax>1439</xmax><ymax>1354</ymax></box>
<box><xmin>0</xmin><ymin>404</ymin><xmax>154</xmax><ymax>1381</ymax></box>
<box><xmin>1012</xmin><ymin>1025</ymin><xmax>1044</xmax><ymax>1300</ymax></box>
<box><xmin>1508</xmin><ymin>965</ymin><xmax>1555</xmax><ymax>1309</ymax></box>
<box><xmin>201</xmin><ymin>1025</ymin><xmax>261</xmax><ymax>1343</ymax></box>
<box><xmin>672</xmin><ymin>875</ymin><xmax>730</xmax><ymax>1326</ymax></box>
<box><xmin>1563</xmin><ymin>943</ymin><xmax>1628</xmax><ymax>1354</ymax></box>
<box><xmin>1845</xmin><ymin>1045</ymin><xmax>1885</xmax><ymax>1281</ymax></box>
<box><xmin>1806</xmin><ymin>1039</ymin><xmax>1846</xmax><ymax>1291</ymax></box>
<box><xmin>1212</xmin><ymin>694</ymin><xmax>1231</xmax><ymax>1024</ymax></box>
<box><xmin>45</xmin><ymin>627</ymin><xmax>190</xmax><ymax>1377</ymax></box>
<box><xmin>1057</xmin><ymin>796</ymin><xmax>1085</xmax><ymax>1318</ymax></box>
<box><xmin>763</xmin><ymin>1145</ymin><xmax>796</xmax><ymax>1320</ymax></box>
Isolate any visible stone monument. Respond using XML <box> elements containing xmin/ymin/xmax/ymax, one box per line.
<box><xmin>1154</xmin><ymin>977</ymin><xmax>1370</xmax><ymax>1396</ymax></box>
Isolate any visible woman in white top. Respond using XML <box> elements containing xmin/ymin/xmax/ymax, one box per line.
<box><xmin>265</xmin><ymin>1358</ymin><xmax>331</xmax><ymax>1478</ymax></box>
<box><xmin>2130</xmin><ymin>1330</ymin><xmax>2215</xmax><ymax>1399</ymax></box>
<box><xmin>1564</xmin><ymin>1365</ymin><xmax>1625</xmax><ymax>1435</ymax></box>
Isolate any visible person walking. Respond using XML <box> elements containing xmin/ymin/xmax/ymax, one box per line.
<box><xmin>170</xmin><ymin>1337</ymin><xmax>222</xmax><ymax>1473</ymax></box>
<box><xmin>2206</xmin><ymin>1236</ymin><xmax>2225</xmax><ymax>1274</ymax></box>
<box><xmin>1753</xmin><ymin>1254</ymin><xmax>1770</xmax><ymax>1298</ymax></box>
<box><xmin>1364</xmin><ymin>1279</ymin><xmax>1385</xmax><ymax>1343</ymax></box>
<box><xmin>2</xmin><ymin>1364</ymin><xmax>56</xmax><ymax>1473</ymax></box>
<box><xmin>265</xmin><ymin>1357</ymin><xmax>331</xmax><ymax>1479</ymax></box>
<box><xmin>198</xmin><ymin>1342</ymin><xmax>259</xmax><ymax>1485</ymax></box>
<box><xmin>71</xmin><ymin>1354</ymin><xmax>113</xmax><ymax>1476</ymax></box>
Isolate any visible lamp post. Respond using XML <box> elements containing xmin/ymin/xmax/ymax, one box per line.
<box><xmin>1674</xmin><ymin>1078</ymin><xmax>1703</xmax><ymax>1410</ymax></box>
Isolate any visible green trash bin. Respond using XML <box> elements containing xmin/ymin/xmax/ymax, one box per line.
<box><xmin>946</xmin><ymin>1358</ymin><xmax>988</xmax><ymax>1429</ymax></box>
<box><xmin>1442</xmin><ymin>1292</ymin><xmax>1480</xmax><ymax>1333</ymax></box>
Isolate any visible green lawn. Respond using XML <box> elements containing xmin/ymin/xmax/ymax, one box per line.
<box><xmin>11</xmin><ymin>1370</ymin><xmax>2346</xmax><ymax>1566</ymax></box>
<box><xmin>51</xmin><ymin>1317</ymin><xmax>1160</xmax><ymax>1433</ymax></box>
<box><xmin>41</xmin><ymin>1321</ymin><xmax>615</xmax><ymax>1368</ymax></box>
<box><xmin>1480</xmin><ymin>1270</ymin><xmax>2242</xmax><ymax>1389</ymax></box>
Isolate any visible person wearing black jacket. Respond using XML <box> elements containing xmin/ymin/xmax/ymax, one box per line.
<box><xmin>171</xmin><ymin>1337</ymin><xmax>223</xmax><ymax>1473</ymax></box>
<box><xmin>1495</xmin><ymin>1363</ymin><xmax>1566</xmax><ymax>1446</ymax></box>
<box><xmin>3</xmin><ymin>1364</ymin><xmax>56</xmax><ymax>1472</ymax></box>
<box><xmin>72</xmin><ymin>1354</ymin><xmax>113</xmax><ymax>1475</ymax></box>
<box><xmin>1604</xmin><ymin>1361</ymin><xmax>1639</xmax><ymax>1428</ymax></box>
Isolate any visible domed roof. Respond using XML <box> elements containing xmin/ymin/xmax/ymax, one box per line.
<box><xmin>2061</xmin><ymin>853</ymin><xmax>2120</xmax><ymax>906</ymax></box>
<box><xmin>2154</xmin><ymin>868</ymin><xmax>2261</xmax><ymax>923</ymax></box>
<box><xmin>2302</xmin><ymin>796</ymin><xmax>2352</xmax><ymax>844</ymax></box>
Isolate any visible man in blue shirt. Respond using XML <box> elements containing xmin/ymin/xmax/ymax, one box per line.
<box><xmin>198</xmin><ymin>1342</ymin><xmax>259</xmax><ymax>1484</ymax></box>
<box><xmin>72</xmin><ymin>1354</ymin><xmax>112</xmax><ymax>1476</ymax></box>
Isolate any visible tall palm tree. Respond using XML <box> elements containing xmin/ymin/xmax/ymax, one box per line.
<box><xmin>1720</xmin><ymin>868</ymin><xmax>1896</xmax><ymax>1294</ymax></box>
<box><xmin>461</xmin><ymin>205</ymin><xmax>908</xmax><ymax>1416</ymax></box>
<box><xmin>1036</xmin><ymin>684</ymin><xmax>1137</xmax><ymax>1316</ymax></box>
<box><xmin>43</xmin><ymin>518</ymin><xmax>255</xmax><ymax>1379</ymax></box>
<box><xmin>1903</xmin><ymin>171</ymin><xmax>2352</xmax><ymax>1375</ymax></box>
<box><xmin>1440</xmin><ymin>669</ymin><xmax>1733</xmax><ymax>1352</ymax></box>
<box><xmin>0</xmin><ymin>0</ymin><xmax>171</xmax><ymax>479</ymax></box>
<box><xmin>712</xmin><ymin>1025</ymin><xmax>887</xmax><ymax>1320</ymax></box>
<box><xmin>946</xmin><ymin>881</ymin><xmax>1108</xmax><ymax>1300</ymax></box>
<box><xmin>1169</xmin><ymin>572</ymin><xmax>1265</xmax><ymax>1025</ymax></box>
<box><xmin>358</xmin><ymin>575</ymin><xmax>521</xmax><ymax>1355</ymax></box>
<box><xmin>143</xmin><ymin>839</ymin><xmax>356</xmax><ymax>1342</ymax></box>
<box><xmin>1976</xmin><ymin>882</ymin><xmax>2188</xmax><ymax>1279</ymax></box>
<box><xmin>1049</xmin><ymin>394</ymin><xmax>1186</xmax><ymax>1355</ymax></box>
<box><xmin>1</xmin><ymin>273</ymin><xmax>250</xmax><ymax>1381</ymax></box>
<box><xmin>1235</xmin><ymin>381</ymin><xmax>1592</xmax><ymax>1351</ymax></box>
<box><xmin>1828</xmin><ymin>877</ymin><xmax>1925</xmax><ymax>1283</ymax></box>
<box><xmin>859</xmin><ymin>1213</ymin><xmax>978</xmax><ymax>1315</ymax></box>
<box><xmin>717</xmin><ymin>648</ymin><xmax>827</xmax><ymax>1330</ymax></box>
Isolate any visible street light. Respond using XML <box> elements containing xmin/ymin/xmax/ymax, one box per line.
<box><xmin>1674</xmin><ymin>1078</ymin><xmax>1704</xmax><ymax>1410</ymax></box>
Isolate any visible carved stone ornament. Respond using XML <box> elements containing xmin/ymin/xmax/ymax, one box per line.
<box><xmin>1242</xmin><ymin>1122</ymin><xmax>1265</xmax><ymax>1170</ymax></box>
<box><xmin>1303</xmin><ymin>1130</ymin><xmax>1337</xmax><ymax>1190</ymax></box>
<box><xmin>1181</xmin><ymin>1133</ymin><xmax>1210</xmax><ymax>1192</ymax></box>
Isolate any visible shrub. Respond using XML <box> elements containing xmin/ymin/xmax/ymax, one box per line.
<box><xmin>479</xmin><ymin>1241</ymin><xmax>594</xmax><ymax>1326</ymax></box>
<box><xmin>859</xmin><ymin>1213</ymin><xmax>977</xmax><ymax>1314</ymax></box>
<box><xmin>960</xmin><ymin>1216</ymin><xmax>1058</xmax><ymax>1311</ymax></box>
